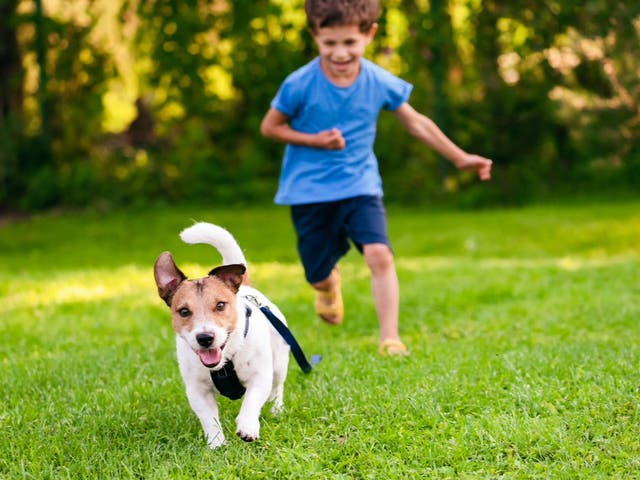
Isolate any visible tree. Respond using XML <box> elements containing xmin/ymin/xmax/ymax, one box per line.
<box><xmin>0</xmin><ymin>0</ymin><xmax>22</xmax><ymax>207</ymax></box>
<box><xmin>0</xmin><ymin>0</ymin><xmax>21</xmax><ymax>123</ymax></box>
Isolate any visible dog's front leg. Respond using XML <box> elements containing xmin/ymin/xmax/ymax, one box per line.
<box><xmin>236</xmin><ymin>375</ymin><xmax>271</xmax><ymax>442</ymax></box>
<box><xmin>185</xmin><ymin>383</ymin><xmax>225</xmax><ymax>449</ymax></box>
<box><xmin>177</xmin><ymin>338</ymin><xmax>225</xmax><ymax>449</ymax></box>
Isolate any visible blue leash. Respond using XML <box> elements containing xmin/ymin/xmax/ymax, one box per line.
<box><xmin>259</xmin><ymin>305</ymin><xmax>322</xmax><ymax>373</ymax></box>
<box><xmin>245</xmin><ymin>295</ymin><xmax>322</xmax><ymax>373</ymax></box>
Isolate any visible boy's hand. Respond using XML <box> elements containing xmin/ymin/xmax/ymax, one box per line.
<box><xmin>458</xmin><ymin>154</ymin><xmax>492</xmax><ymax>181</ymax></box>
<box><xmin>315</xmin><ymin>128</ymin><xmax>346</xmax><ymax>150</ymax></box>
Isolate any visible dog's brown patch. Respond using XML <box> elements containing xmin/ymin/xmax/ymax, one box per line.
<box><xmin>170</xmin><ymin>276</ymin><xmax>239</xmax><ymax>333</ymax></box>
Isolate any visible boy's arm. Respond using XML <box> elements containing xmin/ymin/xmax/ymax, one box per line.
<box><xmin>260</xmin><ymin>108</ymin><xmax>345</xmax><ymax>150</ymax></box>
<box><xmin>393</xmin><ymin>103</ymin><xmax>492</xmax><ymax>181</ymax></box>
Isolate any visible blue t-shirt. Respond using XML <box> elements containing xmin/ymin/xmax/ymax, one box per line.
<box><xmin>271</xmin><ymin>57</ymin><xmax>413</xmax><ymax>205</ymax></box>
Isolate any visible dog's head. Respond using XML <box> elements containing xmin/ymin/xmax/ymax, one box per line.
<box><xmin>154</xmin><ymin>251</ymin><xmax>246</xmax><ymax>368</ymax></box>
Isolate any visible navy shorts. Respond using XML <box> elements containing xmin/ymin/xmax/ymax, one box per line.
<box><xmin>290</xmin><ymin>195</ymin><xmax>392</xmax><ymax>283</ymax></box>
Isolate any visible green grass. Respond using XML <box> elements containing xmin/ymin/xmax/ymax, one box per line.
<box><xmin>1</xmin><ymin>200</ymin><xmax>640</xmax><ymax>479</ymax></box>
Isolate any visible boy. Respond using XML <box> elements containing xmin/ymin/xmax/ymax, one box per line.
<box><xmin>260</xmin><ymin>0</ymin><xmax>492</xmax><ymax>356</ymax></box>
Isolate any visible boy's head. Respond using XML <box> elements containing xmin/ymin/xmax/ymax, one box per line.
<box><xmin>305</xmin><ymin>0</ymin><xmax>380</xmax><ymax>35</ymax></box>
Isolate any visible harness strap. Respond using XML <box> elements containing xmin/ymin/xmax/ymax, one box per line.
<box><xmin>210</xmin><ymin>306</ymin><xmax>251</xmax><ymax>400</ymax></box>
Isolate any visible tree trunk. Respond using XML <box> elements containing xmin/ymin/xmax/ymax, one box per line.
<box><xmin>0</xmin><ymin>0</ymin><xmax>22</xmax><ymax>123</ymax></box>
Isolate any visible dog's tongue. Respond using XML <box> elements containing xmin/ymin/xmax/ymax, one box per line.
<box><xmin>197</xmin><ymin>347</ymin><xmax>222</xmax><ymax>367</ymax></box>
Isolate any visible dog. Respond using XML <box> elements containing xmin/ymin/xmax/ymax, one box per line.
<box><xmin>153</xmin><ymin>222</ymin><xmax>290</xmax><ymax>448</ymax></box>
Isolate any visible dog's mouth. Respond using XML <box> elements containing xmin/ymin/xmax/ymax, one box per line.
<box><xmin>195</xmin><ymin>345</ymin><xmax>224</xmax><ymax>368</ymax></box>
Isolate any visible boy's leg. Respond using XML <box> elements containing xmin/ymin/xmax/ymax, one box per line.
<box><xmin>362</xmin><ymin>243</ymin><xmax>400</xmax><ymax>341</ymax></box>
<box><xmin>290</xmin><ymin>202</ymin><xmax>349</xmax><ymax>324</ymax></box>
<box><xmin>346</xmin><ymin>196</ymin><xmax>408</xmax><ymax>356</ymax></box>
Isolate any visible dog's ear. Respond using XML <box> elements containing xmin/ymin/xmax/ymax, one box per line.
<box><xmin>208</xmin><ymin>264</ymin><xmax>246</xmax><ymax>293</ymax></box>
<box><xmin>154</xmin><ymin>252</ymin><xmax>187</xmax><ymax>306</ymax></box>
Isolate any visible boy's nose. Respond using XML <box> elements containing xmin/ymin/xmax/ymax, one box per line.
<box><xmin>333</xmin><ymin>45</ymin><xmax>349</xmax><ymax>58</ymax></box>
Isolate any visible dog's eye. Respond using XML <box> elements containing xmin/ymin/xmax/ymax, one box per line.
<box><xmin>215</xmin><ymin>302</ymin><xmax>226</xmax><ymax>312</ymax></box>
<box><xmin>178</xmin><ymin>307</ymin><xmax>192</xmax><ymax>318</ymax></box>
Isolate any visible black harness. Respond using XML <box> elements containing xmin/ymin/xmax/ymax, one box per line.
<box><xmin>209</xmin><ymin>306</ymin><xmax>251</xmax><ymax>400</ymax></box>
<box><xmin>210</xmin><ymin>297</ymin><xmax>321</xmax><ymax>400</ymax></box>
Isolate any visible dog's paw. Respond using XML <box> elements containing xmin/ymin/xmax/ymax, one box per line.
<box><xmin>270</xmin><ymin>401</ymin><xmax>284</xmax><ymax>416</ymax></box>
<box><xmin>206</xmin><ymin>430</ymin><xmax>226</xmax><ymax>449</ymax></box>
<box><xmin>236</xmin><ymin>430</ymin><xmax>259</xmax><ymax>442</ymax></box>
<box><xmin>236</xmin><ymin>417</ymin><xmax>260</xmax><ymax>442</ymax></box>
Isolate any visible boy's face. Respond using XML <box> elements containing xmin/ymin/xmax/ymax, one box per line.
<box><xmin>312</xmin><ymin>24</ymin><xmax>378</xmax><ymax>85</ymax></box>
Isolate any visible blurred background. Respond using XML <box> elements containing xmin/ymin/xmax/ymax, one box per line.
<box><xmin>1</xmin><ymin>0</ymin><xmax>638</xmax><ymax>211</ymax></box>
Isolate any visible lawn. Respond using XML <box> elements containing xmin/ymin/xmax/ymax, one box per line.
<box><xmin>1</xmin><ymin>199</ymin><xmax>640</xmax><ymax>479</ymax></box>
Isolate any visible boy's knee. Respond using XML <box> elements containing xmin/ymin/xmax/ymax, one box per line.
<box><xmin>363</xmin><ymin>243</ymin><xmax>394</xmax><ymax>270</ymax></box>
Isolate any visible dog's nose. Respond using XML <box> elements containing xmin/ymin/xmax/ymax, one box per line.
<box><xmin>196</xmin><ymin>333</ymin><xmax>214</xmax><ymax>348</ymax></box>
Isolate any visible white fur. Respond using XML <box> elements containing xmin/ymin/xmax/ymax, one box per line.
<box><xmin>161</xmin><ymin>223</ymin><xmax>290</xmax><ymax>448</ymax></box>
<box><xmin>180</xmin><ymin>222</ymin><xmax>247</xmax><ymax>265</ymax></box>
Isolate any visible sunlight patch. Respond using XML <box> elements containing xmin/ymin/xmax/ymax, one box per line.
<box><xmin>54</xmin><ymin>284</ymin><xmax>110</xmax><ymax>303</ymax></box>
<box><xmin>396</xmin><ymin>255</ymin><xmax>637</xmax><ymax>271</ymax></box>
<box><xmin>1</xmin><ymin>266</ymin><xmax>155</xmax><ymax>312</ymax></box>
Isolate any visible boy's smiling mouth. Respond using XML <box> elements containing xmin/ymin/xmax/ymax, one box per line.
<box><xmin>331</xmin><ymin>61</ymin><xmax>352</xmax><ymax>72</ymax></box>
<box><xmin>324</xmin><ymin>58</ymin><xmax>358</xmax><ymax>78</ymax></box>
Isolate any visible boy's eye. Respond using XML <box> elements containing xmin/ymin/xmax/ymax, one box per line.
<box><xmin>178</xmin><ymin>307</ymin><xmax>191</xmax><ymax>318</ymax></box>
<box><xmin>216</xmin><ymin>302</ymin><xmax>226</xmax><ymax>312</ymax></box>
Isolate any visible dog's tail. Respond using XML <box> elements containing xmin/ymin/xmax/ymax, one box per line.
<box><xmin>179</xmin><ymin>222</ymin><xmax>247</xmax><ymax>266</ymax></box>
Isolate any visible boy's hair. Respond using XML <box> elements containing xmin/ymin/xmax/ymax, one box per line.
<box><xmin>305</xmin><ymin>0</ymin><xmax>380</xmax><ymax>34</ymax></box>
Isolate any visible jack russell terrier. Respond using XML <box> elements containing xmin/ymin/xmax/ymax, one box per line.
<box><xmin>153</xmin><ymin>222</ymin><xmax>290</xmax><ymax>448</ymax></box>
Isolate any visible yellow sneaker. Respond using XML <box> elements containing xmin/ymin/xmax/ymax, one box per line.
<box><xmin>314</xmin><ymin>268</ymin><xmax>343</xmax><ymax>325</ymax></box>
<box><xmin>379</xmin><ymin>338</ymin><xmax>409</xmax><ymax>357</ymax></box>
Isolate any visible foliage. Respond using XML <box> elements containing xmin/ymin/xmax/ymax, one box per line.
<box><xmin>1</xmin><ymin>201</ymin><xmax>640</xmax><ymax>477</ymax></box>
<box><xmin>1</xmin><ymin>1</ymin><xmax>640</xmax><ymax>210</ymax></box>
